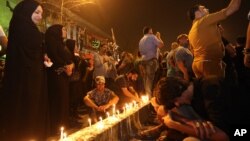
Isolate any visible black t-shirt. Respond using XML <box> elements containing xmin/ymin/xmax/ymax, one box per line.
<box><xmin>114</xmin><ymin>75</ymin><xmax>133</xmax><ymax>108</ymax></box>
<box><xmin>192</xmin><ymin>76</ymin><xmax>229</xmax><ymax>134</ymax></box>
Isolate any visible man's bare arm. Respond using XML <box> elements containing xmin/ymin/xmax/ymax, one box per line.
<box><xmin>225</xmin><ymin>0</ymin><xmax>241</xmax><ymax>16</ymax></box>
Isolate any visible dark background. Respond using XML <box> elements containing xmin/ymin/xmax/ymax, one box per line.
<box><xmin>76</xmin><ymin>0</ymin><xmax>249</xmax><ymax>53</ymax></box>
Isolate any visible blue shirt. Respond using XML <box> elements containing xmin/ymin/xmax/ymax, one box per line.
<box><xmin>139</xmin><ymin>34</ymin><xmax>161</xmax><ymax>61</ymax></box>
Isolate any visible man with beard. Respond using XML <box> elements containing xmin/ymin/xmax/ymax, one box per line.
<box><xmin>114</xmin><ymin>68</ymin><xmax>141</xmax><ymax>109</ymax></box>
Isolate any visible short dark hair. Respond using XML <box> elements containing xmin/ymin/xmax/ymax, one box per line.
<box><xmin>154</xmin><ymin>77</ymin><xmax>189</xmax><ymax>110</ymax></box>
<box><xmin>176</xmin><ymin>34</ymin><xmax>188</xmax><ymax>43</ymax></box>
<box><xmin>143</xmin><ymin>26</ymin><xmax>152</xmax><ymax>35</ymax></box>
<box><xmin>187</xmin><ymin>4</ymin><xmax>200</xmax><ymax>21</ymax></box>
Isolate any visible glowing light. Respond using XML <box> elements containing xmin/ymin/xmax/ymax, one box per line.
<box><xmin>141</xmin><ymin>95</ymin><xmax>149</xmax><ymax>104</ymax></box>
<box><xmin>88</xmin><ymin>118</ymin><xmax>91</xmax><ymax>127</ymax></box>
<box><xmin>112</xmin><ymin>104</ymin><xmax>116</xmax><ymax>117</ymax></box>
<box><xmin>106</xmin><ymin>112</ymin><xmax>110</xmax><ymax>118</ymax></box>
<box><xmin>116</xmin><ymin>110</ymin><xmax>120</xmax><ymax>117</ymax></box>
<box><xmin>60</xmin><ymin>126</ymin><xmax>64</xmax><ymax>140</ymax></box>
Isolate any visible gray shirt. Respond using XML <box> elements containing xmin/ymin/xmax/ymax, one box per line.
<box><xmin>175</xmin><ymin>46</ymin><xmax>193</xmax><ymax>73</ymax></box>
<box><xmin>139</xmin><ymin>34</ymin><xmax>161</xmax><ymax>61</ymax></box>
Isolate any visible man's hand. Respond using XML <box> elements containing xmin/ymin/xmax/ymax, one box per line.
<box><xmin>98</xmin><ymin>104</ymin><xmax>111</xmax><ymax>112</ymax></box>
<box><xmin>186</xmin><ymin>120</ymin><xmax>216</xmax><ymax>140</ymax></box>
<box><xmin>157</xmin><ymin>105</ymin><xmax>167</xmax><ymax>122</ymax></box>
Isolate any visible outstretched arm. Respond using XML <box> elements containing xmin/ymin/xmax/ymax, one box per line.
<box><xmin>225</xmin><ymin>0</ymin><xmax>241</xmax><ymax>16</ymax></box>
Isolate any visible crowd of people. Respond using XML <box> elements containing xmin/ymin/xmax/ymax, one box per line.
<box><xmin>0</xmin><ymin>0</ymin><xmax>249</xmax><ymax>140</ymax></box>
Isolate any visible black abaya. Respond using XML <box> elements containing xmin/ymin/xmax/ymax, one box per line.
<box><xmin>2</xmin><ymin>0</ymin><xmax>48</xmax><ymax>140</ymax></box>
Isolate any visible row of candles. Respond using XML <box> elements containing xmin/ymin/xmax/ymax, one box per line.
<box><xmin>60</xmin><ymin>95</ymin><xmax>149</xmax><ymax>141</ymax></box>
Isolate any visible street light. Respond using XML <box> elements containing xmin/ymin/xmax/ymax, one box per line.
<box><xmin>60</xmin><ymin>0</ymin><xmax>96</xmax><ymax>23</ymax></box>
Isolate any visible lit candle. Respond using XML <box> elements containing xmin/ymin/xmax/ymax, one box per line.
<box><xmin>99</xmin><ymin>117</ymin><xmax>103</xmax><ymax>123</ymax></box>
<box><xmin>141</xmin><ymin>96</ymin><xmax>144</xmax><ymax>103</ymax></box>
<box><xmin>60</xmin><ymin>126</ymin><xmax>64</xmax><ymax>141</ymax></box>
<box><xmin>125</xmin><ymin>103</ymin><xmax>129</xmax><ymax>111</ymax></box>
<box><xmin>129</xmin><ymin>103</ymin><xmax>133</xmax><ymax>109</ymax></box>
<box><xmin>97</xmin><ymin>117</ymin><xmax>104</xmax><ymax>129</ymax></box>
<box><xmin>132</xmin><ymin>100</ymin><xmax>136</xmax><ymax>108</ymax></box>
<box><xmin>117</xmin><ymin>110</ymin><xmax>120</xmax><ymax>117</ymax></box>
<box><xmin>88</xmin><ymin>118</ymin><xmax>92</xmax><ymax>127</ymax></box>
<box><xmin>146</xmin><ymin>95</ymin><xmax>149</xmax><ymax>102</ymax></box>
<box><xmin>141</xmin><ymin>95</ymin><xmax>149</xmax><ymax>103</ymax></box>
<box><xmin>112</xmin><ymin>104</ymin><xmax>116</xmax><ymax>116</ymax></box>
<box><xmin>63</xmin><ymin>132</ymin><xmax>67</xmax><ymax>140</ymax></box>
<box><xmin>106</xmin><ymin>112</ymin><xmax>110</xmax><ymax>118</ymax></box>
<box><xmin>123</xmin><ymin>106</ymin><xmax>126</xmax><ymax>114</ymax></box>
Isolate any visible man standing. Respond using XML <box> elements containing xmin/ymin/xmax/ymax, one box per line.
<box><xmin>188</xmin><ymin>0</ymin><xmax>241</xmax><ymax>79</ymax></box>
<box><xmin>175</xmin><ymin>34</ymin><xmax>194</xmax><ymax>81</ymax></box>
<box><xmin>139</xmin><ymin>26</ymin><xmax>164</xmax><ymax>97</ymax></box>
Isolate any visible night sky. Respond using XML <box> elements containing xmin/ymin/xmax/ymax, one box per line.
<box><xmin>76</xmin><ymin>0</ymin><xmax>250</xmax><ymax>53</ymax></box>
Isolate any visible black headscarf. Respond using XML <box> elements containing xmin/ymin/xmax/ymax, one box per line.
<box><xmin>12</xmin><ymin>0</ymin><xmax>40</xmax><ymax>22</ymax></box>
<box><xmin>45</xmin><ymin>24</ymin><xmax>64</xmax><ymax>42</ymax></box>
<box><xmin>2</xmin><ymin>1</ymin><xmax>49</xmax><ymax>140</ymax></box>
<box><xmin>6</xmin><ymin>0</ymin><xmax>43</xmax><ymax>68</ymax></box>
<box><xmin>45</xmin><ymin>24</ymin><xmax>72</xmax><ymax>68</ymax></box>
<box><xmin>66</xmin><ymin>39</ymin><xmax>76</xmax><ymax>55</ymax></box>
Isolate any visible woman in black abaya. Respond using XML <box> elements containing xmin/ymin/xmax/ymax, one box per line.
<box><xmin>2</xmin><ymin>0</ymin><xmax>48</xmax><ymax>140</ymax></box>
<box><xmin>45</xmin><ymin>24</ymin><xmax>73</xmax><ymax>135</ymax></box>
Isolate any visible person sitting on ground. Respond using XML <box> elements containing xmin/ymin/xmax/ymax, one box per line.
<box><xmin>84</xmin><ymin>76</ymin><xmax>119</xmax><ymax>123</ymax></box>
